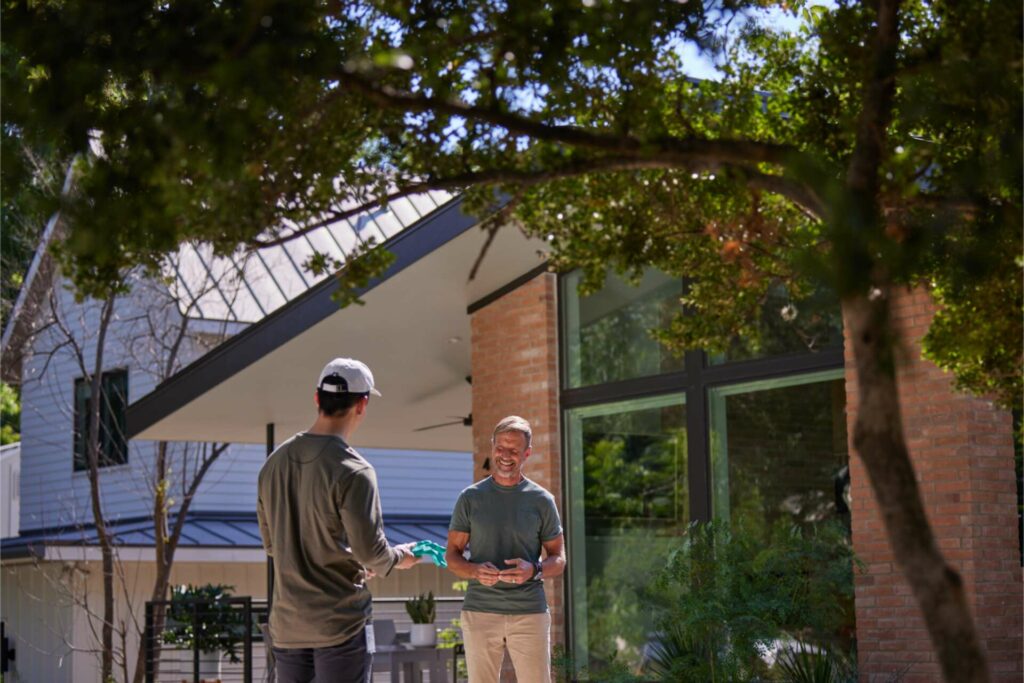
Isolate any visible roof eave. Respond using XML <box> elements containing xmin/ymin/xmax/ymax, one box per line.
<box><xmin>126</xmin><ymin>196</ymin><xmax>481</xmax><ymax>439</ymax></box>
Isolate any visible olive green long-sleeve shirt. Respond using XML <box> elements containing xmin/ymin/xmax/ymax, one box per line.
<box><xmin>257</xmin><ymin>432</ymin><xmax>401</xmax><ymax>648</ymax></box>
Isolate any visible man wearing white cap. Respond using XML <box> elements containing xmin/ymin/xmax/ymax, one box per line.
<box><xmin>257</xmin><ymin>358</ymin><xmax>419</xmax><ymax>683</ymax></box>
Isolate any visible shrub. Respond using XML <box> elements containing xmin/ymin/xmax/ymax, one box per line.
<box><xmin>645</xmin><ymin>517</ymin><xmax>859</xmax><ymax>682</ymax></box>
<box><xmin>161</xmin><ymin>583</ymin><xmax>246</xmax><ymax>663</ymax></box>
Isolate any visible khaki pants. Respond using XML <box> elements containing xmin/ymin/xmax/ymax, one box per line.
<box><xmin>460</xmin><ymin>610</ymin><xmax>551</xmax><ymax>683</ymax></box>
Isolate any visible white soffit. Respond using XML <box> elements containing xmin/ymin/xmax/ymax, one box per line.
<box><xmin>133</xmin><ymin>223</ymin><xmax>548</xmax><ymax>451</ymax></box>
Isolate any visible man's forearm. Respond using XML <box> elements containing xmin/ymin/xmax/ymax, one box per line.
<box><xmin>538</xmin><ymin>554</ymin><xmax>566</xmax><ymax>578</ymax></box>
<box><xmin>445</xmin><ymin>549</ymin><xmax>478</xmax><ymax>579</ymax></box>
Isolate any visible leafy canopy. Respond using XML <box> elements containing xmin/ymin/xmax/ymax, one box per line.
<box><xmin>0</xmin><ymin>382</ymin><xmax>20</xmax><ymax>445</ymax></box>
<box><xmin>3</xmin><ymin>0</ymin><xmax>1020</xmax><ymax>405</ymax></box>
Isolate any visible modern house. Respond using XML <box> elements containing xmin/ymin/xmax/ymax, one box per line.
<box><xmin>0</xmin><ymin>192</ymin><xmax>471</xmax><ymax>683</ymax></box>
<box><xmin>1</xmin><ymin>188</ymin><xmax>1020</xmax><ymax>682</ymax></box>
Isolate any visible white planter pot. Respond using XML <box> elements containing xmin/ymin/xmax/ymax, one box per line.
<box><xmin>409</xmin><ymin>623</ymin><xmax>437</xmax><ymax>647</ymax></box>
<box><xmin>193</xmin><ymin>650</ymin><xmax>221</xmax><ymax>679</ymax></box>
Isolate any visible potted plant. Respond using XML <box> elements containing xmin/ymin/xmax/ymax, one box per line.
<box><xmin>405</xmin><ymin>591</ymin><xmax>437</xmax><ymax>647</ymax></box>
<box><xmin>162</xmin><ymin>583</ymin><xmax>246</xmax><ymax>677</ymax></box>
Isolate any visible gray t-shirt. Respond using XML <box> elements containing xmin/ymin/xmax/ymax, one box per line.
<box><xmin>257</xmin><ymin>433</ymin><xmax>402</xmax><ymax>648</ymax></box>
<box><xmin>449</xmin><ymin>477</ymin><xmax>563</xmax><ymax>614</ymax></box>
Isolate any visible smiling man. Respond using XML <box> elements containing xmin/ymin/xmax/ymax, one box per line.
<box><xmin>445</xmin><ymin>416</ymin><xmax>567</xmax><ymax>683</ymax></box>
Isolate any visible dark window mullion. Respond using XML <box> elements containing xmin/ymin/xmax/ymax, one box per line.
<box><xmin>699</xmin><ymin>347</ymin><xmax>845</xmax><ymax>387</ymax></box>
<box><xmin>685</xmin><ymin>350</ymin><xmax>712</xmax><ymax>523</ymax></box>
<box><xmin>561</xmin><ymin>370</ymin><xmax>690</xmax><ymax>409</ymax></box>
<box><xmin>73</xmin><ymin>378</ymin><xmax>89</xmax><ymax>471</ymax></box>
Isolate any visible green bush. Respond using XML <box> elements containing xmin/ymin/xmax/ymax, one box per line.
<box><xmin>774</xmin><ymin>644</ymin><xmax>855</xmax><ymax>683</ymax></box>
<box><xmin>643</xmin><ymin>517</ymin><xmax>859</xmax><ymax>682</ymax></box>
<box><xmin>161</xmin><ymin>583</ymin><xmax>246</xmax><ymax>663</ymax></box>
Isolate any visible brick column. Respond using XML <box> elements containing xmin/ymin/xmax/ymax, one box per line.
<box><xmin>470</xmin><ymin>271</ymin><xmax>564</xmax><ymax>645</ymax></box>
<box><xmin>845</xmin><ymin>287</ymin><xmax>1022</xmax><ymax>682</ymax></box>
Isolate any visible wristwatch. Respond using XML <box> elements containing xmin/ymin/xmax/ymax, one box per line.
<box><xmin>532</xmin><ymin>560</ymin><xmax>543</xmax><ymax>581</ymax></box>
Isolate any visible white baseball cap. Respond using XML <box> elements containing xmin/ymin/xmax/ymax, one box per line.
<box><xmin>317</xmin><ymin>358</ymin><xmax>382</xmax><ymax>397</ymax></box>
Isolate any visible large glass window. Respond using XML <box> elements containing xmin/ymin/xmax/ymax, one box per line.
<box><xmin>708</xmin><ymin>370</ymin><xmax>855</xmax><ymax>652</ymax></box>
<box><xmin>562</xmin><ymin>269</ymin><xmax>684</xmax><ymax>388</ymax></box>
<box><xmin>566</xmin><ymin>394</ymin><xmax>687</xmax><ymax>671</ymax></box>
<box><xmin>709</xmin><ymin>370</ymin><xmax>848</xmax><ymax>528</ymax></box>
<box><xmin>560</xmin><ymin>266</ymin><xmax>851</xmax><ymax>674</ymax></box>
<box><xmin>711</xmin><ymin>282</ymin><xmax>843</xmax><ymax>364</ymax></box>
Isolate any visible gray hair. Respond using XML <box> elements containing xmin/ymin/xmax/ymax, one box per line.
<box><xmin>491</xmin><ymin>415</ymin><xmax>532</xmax><ymax>449</ymax></box>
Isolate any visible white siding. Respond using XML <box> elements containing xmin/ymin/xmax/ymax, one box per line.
<box><xmin>362</xmin><ymin>448</ymin><xmax>472</xmax><ymax>516</ymax></box>
<box><xmin>17</xmin><ymin>277</ymin><xmax>256</xmax><ymax>532</ymax></box>
<box><xmin>15</xmin><ymin>193</ymin><xmax>463</xmax><ymax>534</ymax></box>
<box><xmin>0</xmin><ymin>443</ymin><xmax>20</xmax><ymax>538</ymax></box>
<box><xmin>18</xmin><ymin>273</ymin><xmax>472</xmax><ymax>534</ymax></box>
<box><xmin>190</xmin><ymin>446</ymin><xmax>472</xmax><ymax>516</ymax></box>
<box><xmin>189</xmin><ymin>442</ymin><xmax>266</xmax><ymax>512</ymax></box>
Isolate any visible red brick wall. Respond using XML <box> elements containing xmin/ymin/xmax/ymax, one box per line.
<box><xmin>844</xmin><ymin>287</ymin><xmax>1023</xmax><ymax>682</ymax></box>
<box><xmin>470</xmin><ymin>271</ymin><xmax>565</xmax><ymax>645</ymax></box>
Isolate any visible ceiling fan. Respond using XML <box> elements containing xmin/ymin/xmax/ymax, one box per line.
<box><xmin>414</xmin><ymin>413</ymin><xmax>472</xmax><ymax>432</ymax></box>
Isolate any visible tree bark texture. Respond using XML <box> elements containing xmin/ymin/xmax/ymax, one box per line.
<box><xmin>85</xmin><ymin>298</ymin><xmax>116</xmax><ymax>682</ymax></box>
<box><xmin>843</xmin><ymin>293</ymin><xmax>990</xmax><ymax>682</ymax></box>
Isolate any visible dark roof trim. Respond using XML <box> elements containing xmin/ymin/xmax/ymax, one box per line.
<box><xmin>1</xmin><ymin>511</ymin><xmax>452</xmax><ymax>560</ymax></box>
<box><xmin>466</xmin><ymin>262</ymin><xmax>551</xmax><ymax>315</ymax></box>
<box><xmin>127</xmin><ymin>197</ymin><xmax>478</xmax><ymax>438</ymax></box>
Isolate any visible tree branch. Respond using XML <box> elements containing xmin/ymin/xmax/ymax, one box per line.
<box><xmin>339</xmin><ymin>71</ymin><xmax>798</xmax><ymax>167</ymax></box>
<box><xmin>846</xmin><ymin>0</ymin><xmax>902</xmax><ymax>207</ymax></box>
<box><xmin>254</xmin><ymin>157</ymin><xmax>825</xmax><ymax>249</ymax></box>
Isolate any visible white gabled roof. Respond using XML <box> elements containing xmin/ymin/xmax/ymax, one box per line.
<box><xmin>166</xmin><ymin>191</ymin><xmax>453</xmax><ymax>323</ymax></box>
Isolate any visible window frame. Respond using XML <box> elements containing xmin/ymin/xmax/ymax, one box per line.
<box><xmin>73</xmin><ymin>368</ymin><xmax>129</xmax><ymax>472</ymax></box>
<box><xmin>558</xmin><ymin>270</ymin><xmax>846</xmax><ymax>667</ymax></box>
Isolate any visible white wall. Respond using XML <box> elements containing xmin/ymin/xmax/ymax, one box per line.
<box><xmin>362</xmin><ymin>448</ymin><xmax>472</xmax><ymax>517</ymax></box>
<box><xmin>189</xmin><ymin>445</ymin><xmax>472</xmax><ymax>517</ymax></box>
<box><xmin>1</xmin><ymin>555</ymin><xmax>461</xmax><ymax>683</ymax></box>
<box><xmin>0</xmin><ymin>443</ymin><xmax>20</xmax><ymax>538</ymax></box>
<box><xmin>0</xmin><ymin>561</ymin><xmax>79</xmax><ymax>683</ymax></box>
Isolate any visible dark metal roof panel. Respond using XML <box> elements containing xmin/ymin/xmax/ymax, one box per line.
<box><xmin>0</xmin><ymin>512</ymin><xmax>450</xmax><ymax>557</ymax></box>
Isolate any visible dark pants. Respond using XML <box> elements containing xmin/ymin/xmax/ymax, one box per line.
<box><xmin>272</xmin><ymin>629</ymin><xmax>371</xmax><ymax>683</ymax></box>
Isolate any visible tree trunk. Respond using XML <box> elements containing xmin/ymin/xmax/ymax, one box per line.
<box><xmin>842</xmin><ymin>292</ymin><xmax>990</xmax><ymax>682</ymax></box>
<box><xmin>85</xmin><ymin>298</ymin><xmax>116</xmax><ymax>682</ymax></box>
<box><xmin>132</xmin><ymin>441</ymin><xmax>170</xmax><ymax>683</ymax></box>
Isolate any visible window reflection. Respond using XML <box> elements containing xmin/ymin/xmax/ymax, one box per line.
<box><xmin>709</xmin><ymin>371</ymin><xmax>855</xmax><ymax>654</ymax></box>
<box><xmin>567</xmin><ymin>394</ymin><xmax>687</xmax><ymax>671</ymax></box>
<box><xmin>711</xmin><ymin>281</ymin><xmax>843</xmax><ymax>364</ymax></box>
<box><xmin>562</xmin><ymin>269</ymin><xmax>684</xmax><ymax>388</ymax></box>
<box><xmin>709</xmin><ymin>371</ymin><xmax>848</xmax><ymax>529</ymax></box>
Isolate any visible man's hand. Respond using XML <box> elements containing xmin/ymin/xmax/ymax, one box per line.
<box><xmin>474</xmin><ymin>561</ymin><xmax>501</xmax><ymax>586</ymax></box>
<box><xmin>394</xmin><ymin>542</ymin><xmax>420</xmax><ymax>570</ymax></box>
<box><xmin>498</xmin><ymin>558</ymin><xmax>534</xmax><ymax>585</ymax></box>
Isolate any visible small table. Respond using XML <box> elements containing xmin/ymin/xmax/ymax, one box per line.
<box><xmin>374</xmin><ymin>644</ymin><xmax>447</xmax><ymax>683</ymax></box>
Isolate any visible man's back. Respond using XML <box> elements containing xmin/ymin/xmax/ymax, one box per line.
<box><xmin>258</xmin><ymin>432</ymin><xmax>393</xmax><ymax>648</ymax></box>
